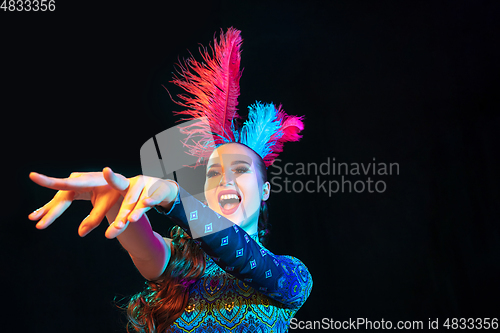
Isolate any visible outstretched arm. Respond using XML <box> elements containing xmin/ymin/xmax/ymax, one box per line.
<box><xmin>28</xmin><ymin>168</ymin><xmax>177</xmax><ymax>281</ymax></box>
<box><xmin>103</xmin><ymin>195</ymin><xmax>170</xmax><ymax>281</ymax></box>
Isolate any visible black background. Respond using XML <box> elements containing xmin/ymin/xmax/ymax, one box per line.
<box><xmin>2</xmin><ymin>1</ymin><xmax>499</xmax><ymax>332</ymax></box>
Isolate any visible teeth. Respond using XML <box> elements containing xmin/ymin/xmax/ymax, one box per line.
<box><xmin>220</xmin><ymin>194</ymin><xmax>239</xmax><ymax>200</ymax></box>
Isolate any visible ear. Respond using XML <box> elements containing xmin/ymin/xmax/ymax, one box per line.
<box><xmin>261</xmin><ymin>181</ymin><xmax>271</xmax><ymax>201</ymax></box>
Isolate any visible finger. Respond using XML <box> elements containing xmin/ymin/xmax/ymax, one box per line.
<box><xmin>128</xmin><ymin>205</ymin><xmax>153</xmax><ymax>223</ymax></box>
<box><xmin>78</xmin><ymin>194</ymin><xmax>118</xmax><ymax>237</ymax></box>
<box><xmin>128</xmin><ymin>180</ymin><xmax>169</xmax><ymax>222</ymax></box>
<box><xmin>128</xmin><ymin>180</ymin><xmax>163</xmax><ymax>222</ymax></box>
<box><xmin>105</xmin><ymin>220</ymin><xmax>130</xmax><ymax>239</ymax></box>
<box><xmin>29</xmin><ymin>172</ymin><xmax>107</xmax><ymax>191</ymax></box>
<box><xmin>35</xmin><ymin>192</ymin><xmax>75</xmax><ymax>229</ymax></box>
<box><xmin>145</xmin><ymin>179</ymin><xmax>174</xmax><ymax>205</ymax></box>
<box><xmin>103</xmin><ymin>167</ymin><xmax>129</xmax><ymax>194</ymax></box>
<box><xmin>29</xmin><ymin>202</ymin><xmax>52</xmax><ymax>221</ymax></box>
<box><xmin>113</xmin><ymin>177</ymin><xmax>145</xmax><ymax>226</ymax></box>
<box><xmin>28</xmin><ymin>189</ymin><xmax>70</xmax><ymax>221</ymax></box>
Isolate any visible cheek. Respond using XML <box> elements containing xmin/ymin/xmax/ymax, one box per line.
<box><xmin>238</xmin><ymin>174</ymin><xmax>261</xmax><ymax>201</ymax></box>
<box><xmin>205</xmin><ymin>181</ymin><xmax>220</xmax><ymax>213</ymax></box>
<box><xmin>204</xmin><ymin>180</ymin><xmax>217</xmax><ymax>204</ymax></box>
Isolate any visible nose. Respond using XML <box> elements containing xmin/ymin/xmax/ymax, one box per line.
<box><xmin>219</xmin><ymin>170</ymin><xmax>235</xmax><ymax>186</ymax></box>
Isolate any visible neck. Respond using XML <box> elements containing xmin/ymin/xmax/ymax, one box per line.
<box><xmin>239</xmin><ymin>204</ymin><xmax>259</xmax><ymax>235</ymax></box>
<box><xmin>241</xmin><ymin>222</ymin><xmax>258</xmax><ymax>236</ymax></box>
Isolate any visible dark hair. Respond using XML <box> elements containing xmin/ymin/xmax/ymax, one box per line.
<box><xmin>124</xmin><ymin>144</ymin><xmax>271</xmax><ymax>332</ymax></box>
<box><xmin>252</xmin><ymin>147</ymin><xmax>271</xmax><ymax>246</ymax></box>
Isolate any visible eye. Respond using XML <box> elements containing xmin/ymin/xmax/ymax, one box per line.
<box><xmin>233</xmin><ymin>167</ymin><xmax>250</xmax><ymax>174</ymax></box>
<box><xmin>206</xmin><ymin>170</ymin><xmax>220</xmax><ymax>178</ymax></box>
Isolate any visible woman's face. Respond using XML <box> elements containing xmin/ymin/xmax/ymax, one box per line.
<box><xmin>204</xmin><ymin>143</ymin><xmax>270</xmax><ymax>233</ymax></box>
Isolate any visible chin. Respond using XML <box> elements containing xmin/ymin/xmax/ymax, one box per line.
<box><xmin>220</xmin><ymin>212</ymin><xmax>243</xmax><ymax>225</ymax></box>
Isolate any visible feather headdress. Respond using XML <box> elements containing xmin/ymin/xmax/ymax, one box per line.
<box><xmin>170</xmin><ymin>27</ymin><xmax>304</xmax><ymax>167</ymax></box>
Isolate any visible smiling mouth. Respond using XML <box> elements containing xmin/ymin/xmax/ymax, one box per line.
<box><xmin>218</xmin><ymin>191</ymin><xmax>241</xmax><ymax>215</ymax></box>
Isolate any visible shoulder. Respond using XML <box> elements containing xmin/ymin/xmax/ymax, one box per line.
<box><xmin>257</xmin><ymin>245</ymin><xmax>313</xmax><ymax>281</ymax></box>
<box><xmin>276</xmin><ymin>255</ymin><xmax>313</xmax><ymax>281</ymax></box>
<box><xmin>271</xmin><ymin>254</ymin><xmax>314</xmax><ymax>310</ymax></box>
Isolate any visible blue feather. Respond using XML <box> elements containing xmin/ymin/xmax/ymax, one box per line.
<box><xmin>238</xmin><ymin>101</ymin><xmax>284</xmax><ymax>159</ymax></box>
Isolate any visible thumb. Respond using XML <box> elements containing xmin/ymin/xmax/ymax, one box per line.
<box><xmin>103</xmin><ymin>167</ymin><xmax>129</xmax><ymax>194</ymax></box>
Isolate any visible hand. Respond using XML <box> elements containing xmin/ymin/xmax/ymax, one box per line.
<box><xmin>106</xmin><ymin>171</ymin><xmax>179</xmax><ymax>238</ymax></box>
<box><xmin>29</xmin><ymin>167</ymin><xmax>179</xmax><ymax>239</ymax></box>
<box><xmin>28</xmin><ymin>168</ymin><xmax>129</xmax><ymax>237</ymax></box>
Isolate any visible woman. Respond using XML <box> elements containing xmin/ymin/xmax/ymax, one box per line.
<box><xmin>29</xmin><ymin>28</ymin><xmax>312</xmax><ymax>332</ymax></box>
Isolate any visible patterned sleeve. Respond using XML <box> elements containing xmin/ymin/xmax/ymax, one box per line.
<box><xmin>156</xmin><ymin>184</ymin><xmax>313</xmax><ymax>310</ymax></box>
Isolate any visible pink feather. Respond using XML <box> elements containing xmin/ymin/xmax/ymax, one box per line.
<box><xmin>263</xmin><ymin>105</ymin><xmax>305</xmax><ymax>166</ymax></box>
<box><xmin>170</xmin><ymin>27</ymin><xmax>243</xmax><ymax>163</ymax></box>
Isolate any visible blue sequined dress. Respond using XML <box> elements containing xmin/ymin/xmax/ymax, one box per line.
<box><xmin>157</xmin><ymin>185</ymin><xmax>313</xmax><ymax>332</ymax></box>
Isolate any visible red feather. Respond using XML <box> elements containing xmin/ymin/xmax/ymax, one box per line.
<box><xmin>264</xmin><ymin>104</ymin><xmax>305</xmax><ymax>166</ymax></box>
<box><xmin>170</xmin><ymin>27</ymin><xmax>243</xmax><ymax>163</ymax></box>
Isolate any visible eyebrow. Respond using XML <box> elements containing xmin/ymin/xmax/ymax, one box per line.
<box><xmin>207</xmin><ymin>160</ymin><xmax>251</xmax><ymax>169</ymax></box>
